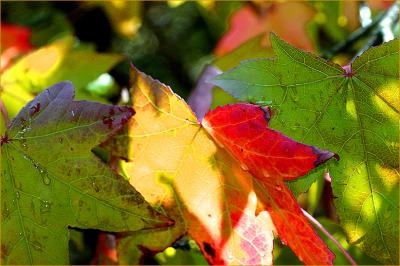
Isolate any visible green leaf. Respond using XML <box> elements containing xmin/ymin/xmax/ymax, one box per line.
<box><xmin>213</xmin><ymin>34</ymin><xmax>399</xmax><ymax>264</ymax></box>
<box><xmin>1</xmin><ymin>82</ymin><xmax>171</xmax><ymax>264</ymax></box>
<box><xmin>210</xmin><ymin>35</ymin><xmax>274</xmax><ymax>110</ymax></box>
<box><xmin>316</xmin><ymin>218</ymin><xmax>380</xmax><ymax>265</ymax></box>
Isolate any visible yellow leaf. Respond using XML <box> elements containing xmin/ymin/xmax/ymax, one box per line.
<box><xmin>112</xmin><ymin>67</ymin><xmax>275</xmax><ymax>265</ymax></box>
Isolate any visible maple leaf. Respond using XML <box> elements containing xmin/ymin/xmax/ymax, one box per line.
<box><xmin>213</xmin><ymin>33</ymin><xmax>399</xmax><ymax>264</ymax></box>
<box><xmin>214</xmin><ymin>2</ymin><xmax>315</xmax><ymax>56</ymax></box>
<box><xmin>0</xmin><ymin>82</ymin><xmax>172</xmax><ymax>264</ymax></box>
<box><xmin>109</xmin><ymin>66</ymin><xmax>335</xmax><ymax>265</ymax></box>
<box><xmin>203</xmin><ymin>103</ymin><xmax>335</xmax><ymax>265</ymax></box>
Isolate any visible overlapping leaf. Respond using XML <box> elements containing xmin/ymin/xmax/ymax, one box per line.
<box><xmin>109</xmin><ymin>67</ymin><xmax>335</xmax><ymax>264</ymax></box>
<box><xmin>213</xmin><ymin>34</ymin><xmax>399</xmax><ymax>264</ymax></box>
<box><xmin>203</xmin><ymin>104</ymin><xmax>335</xmax><ymax>264</ymax></box>
<box><xmin>110</xmin><ymin>67</ymin><xmax>275</xmax><ymax>264</ymax></box>
<box><xmin>0</xmin><ymin>82</ymin><xmax>171</xmax><ymax>264</ymax></box>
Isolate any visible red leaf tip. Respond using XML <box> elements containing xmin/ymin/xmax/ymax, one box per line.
<box><xmin>259</xmin><ymin>105</ymin><xmax>271</xmax><ymax>123</ymax></box>
<box><xmin>312</xmin><ymin>146</ymin><xmax>338</xmax><ymax>166</ymax></box>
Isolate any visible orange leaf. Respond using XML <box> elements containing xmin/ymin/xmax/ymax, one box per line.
<box><xmin>110</xmin><ymin>67</ymin><xmax>335</xmax><ymax>264</ymax></box>
<box><xmin>203</xmin><ymin>103</ymin><xmax>335</xmax><ymax>265</ymax></box>
<box><xmin>113</xmin><ymin>67</ymin><xmax>275</xmax><ymax>264</ymax></box>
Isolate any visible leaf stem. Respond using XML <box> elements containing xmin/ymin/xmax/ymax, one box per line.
<box><xmin>0</xmin><ymin>97</ymin><xmax>10</xmax><ymax>128</ymax></box>
<box><xmin>301</xmin><ymin>208</ymin><xmax>357</xmax><ymax>265</ymax></box>
<box><xmin>322</xmin><ymin>2</ymin><xmax>398</xmax><ymax>59</ymax></box>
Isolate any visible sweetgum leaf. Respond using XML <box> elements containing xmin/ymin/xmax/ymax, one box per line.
<box><xmin>203</xmin><ymin>104</ymin><xmax>335</xmax><ymax>265</ymax></box>
<box><xmin>0</xmin><ymin>82</ymin><xmax>171</xmax><ymax>264</ymax></box>
<box><xmin>108</xmin><ymin>66</ymin><xmax>335</xmax><ymax>265</ymax></box>
<box><xmin>110</xmin><ymin>67</ymin><xmax>276</xmax><ymax>265</ymax></box>
<box><xmin>213</xmin><ymin>33</ymin><xmax>399</xmax><ymax>264</ymax></box>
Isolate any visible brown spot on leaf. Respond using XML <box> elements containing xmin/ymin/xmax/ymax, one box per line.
<box><xmin>29</xmin><ymin>103</ymin><xmax>41</xmax><ymax>116</ymax></box>
<box><xmin>1</xmin><ymin>244</ymin><xmax>8</xmax><ymax>258</ymax></box>
<box><xmin>102</xmin><ymin>116</ymin><xmax>114</xmax><ymax>129</ymax></box>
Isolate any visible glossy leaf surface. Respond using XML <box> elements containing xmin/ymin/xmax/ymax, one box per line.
<box><xmin>111</xmin><ymin>67</ymin><xmax>275</xmax><ymax>265</ymax></box>
<box><xmin>1</xmin><ymin>82</ymin><xmax>171</xmax><ymax>264</ymax></box>
<box><xmin>110</xmin><ymin>67</ymin><xmax>335</xmax><ymax>265</ymax></box>
<box><xmin>213</xmin><ymin>34</ymin><xmax>399</xmax><ymax>264</ymax></box>
<box><xmin>203</xmin><ymin>104</ymin><xmax>335</xmax><ymax>265</ymax></box>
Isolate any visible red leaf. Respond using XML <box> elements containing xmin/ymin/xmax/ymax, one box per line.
<box><xmin>202</xmin><ymin>103</ymin><xmax>335</xmax><ymax>265</ymax></box>
<box><xmin>1</xmin><ymin>23</ymin><xmax>33</xmax><ymax>71</ymax></box>
<box><xmin>91</xmin><ymin>233</ymin><xmax>118</xmax><ymax>265</ymax></box>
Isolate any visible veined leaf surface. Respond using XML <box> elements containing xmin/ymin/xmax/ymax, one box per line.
<box><xmin>213</xmin><ymin>34</ymin><xmax>399</xmax><ymax>264</ymax></box>
<box><xmin>109</xmin><ymin>67</ymin><xmax>335</xmax><ymax>265</ymax></box>
<box><xmin>1</xmin><ymin>82</ymin><xmax>171</xmax><ymax>264</ymax></box>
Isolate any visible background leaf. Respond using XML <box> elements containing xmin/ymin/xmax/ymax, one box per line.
<box><xmin>0</xmin><ymin>36</ymin><xmax>123</xmax><ymax>120</ymax></box>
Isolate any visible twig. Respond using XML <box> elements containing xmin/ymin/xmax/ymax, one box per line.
<box><xmin>350</xmin><ymin>2</ymin><xmax>399</xmax><ymax>63</ymax></box>
<box><xmin>302</xmin><ymin>208</ymin><xmax>357</xmax><ymax>265</ymax></box>
<box><xmin>0</xmin><ymin>98</ymin><xmax>10</xmax><ymax>129</ymax></box>
<box><xmin>322</xmin><ymin>2</ymin><xmax>398</xmax><ymax>59</ymax></box>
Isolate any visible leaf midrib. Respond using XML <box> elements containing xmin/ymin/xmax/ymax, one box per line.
<box><xmin>4</xmin><ymin>145</ymin><xmax>34</xmax><ymax>264</ymax></box>
<box><xmin>349</xmin><ymin>78</ymin><xmax>394</xmax><ymax>264</ymax></box>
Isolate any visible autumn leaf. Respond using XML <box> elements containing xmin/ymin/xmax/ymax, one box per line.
<box><xmin>213</xmin><ymin>33</ymin><xmax>399</xmax><ymax>264</ymax></box>
<box><xmin>1</xmin><ymin>23</ymin><xmax>33</xmax><ymax>72</ymax></box>
<box><xmin>0</xmin><ymin>36</ymin><xmax>123</xmax><ymax>119</ymax></box>
<box><xmin>109</xmin><ymin>66</ymin><xmax>335</xmax><ymax>264</ymax></box>
<box><xmin>214</xmin><ymin>2</ymin><xmax>315</xmax><ymax>56</ymax></box>
<box><xmin>0</xmin><ymin>82</ymin><xmax>171</xmax><ymax>264</ymax></box>
<box><xmin>108</xmin><ymin>66</ymin><xmax>275</xmax><ymax>265</ymax></box>
<box><xmin>203</xmin><ymin>103</ymin><xmax>335</xmax><ymax>265</ymax></box>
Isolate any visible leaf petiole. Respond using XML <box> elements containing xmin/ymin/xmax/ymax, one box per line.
<box><xmin>302</xmin><ymin>208</ymin><xmax>357</xmax><ymax>265</ymax></box>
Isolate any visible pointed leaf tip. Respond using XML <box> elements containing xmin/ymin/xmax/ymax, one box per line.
<box><xmin>203</xmin><ymin>103</ymin><xmax>335</xmax><ymax>265</ymax></box>
<box><xmin>312</xmin><ymin>147</ymin><xmax>339</xmax><ymax>167</ymax></box>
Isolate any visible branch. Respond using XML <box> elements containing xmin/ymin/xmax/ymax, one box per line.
<box><xmin>350</xmin><ymin>2</ymin><xmax>399</xmax><ymax>63</ymax></box>
<box><xmin>322</xmin><ymin>2</ymin><xmax>399</xmax><ymax>59</ymax></box>
<box><xmin>302</xmin><ymin>208</ymin><xmax>357</xmax><ymax>265</ymax></box>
